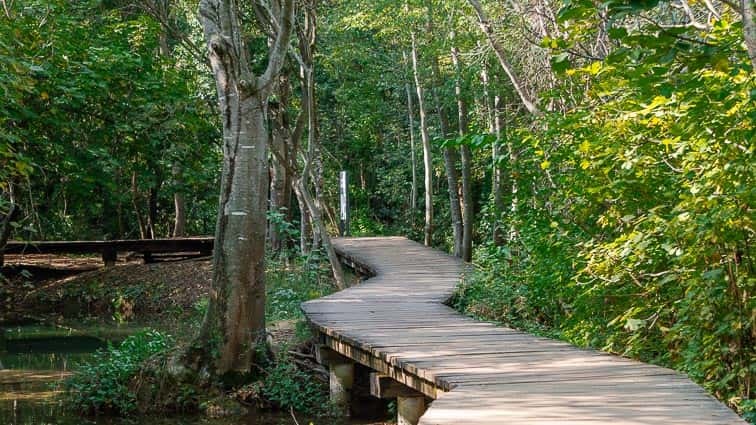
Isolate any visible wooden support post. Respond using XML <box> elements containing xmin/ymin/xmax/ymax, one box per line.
<box><xmin>398</xmin><ymin>395</ymin><xmax>426</xmax><ymax>425</ymax></box>
<box><xmin>143</xmin><ymin>252</ymin><xmax>154</xmax><ymax>264</ymax></box>
<box><xmin>102</xmin><ymin>249</ymin><xmax>117</xmax><ymax>267</ymax></box>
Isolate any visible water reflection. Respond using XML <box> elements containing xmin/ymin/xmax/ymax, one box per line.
<box><xmin>0</xmin><ymin>327</ymin><xmax>306</xmax><ymax>425</ymax></box>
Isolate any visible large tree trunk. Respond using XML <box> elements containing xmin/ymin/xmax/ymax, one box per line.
<box><xmin>451</xmin><ymin>40</ymin><xmax>473</xmax><ymax>262</ymax></box>
<box><xmin>188</xmin><ymin>0</ymin><xmax>294</xmax><ymax>376</ymax></box>
<box><xmin>410</xmin><ymin>33</ymin><xmax>433</xmax><ymax>247</ymax></box>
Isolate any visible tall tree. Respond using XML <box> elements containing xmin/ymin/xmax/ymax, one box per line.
<box><xmin>426</xmin><ymin>5</ymin><xmax>463</xmax><ymax>257</ymax></box>
<box><xmin>410</xmin><ymin>32</ymin><xmax>434</xmax><ymax>247</ymax></box>
<box><xmin>402</xmin><ymin>51</ymin><xmax>419</xmax><ymax>220</ymax></box>
<box><xmin>188</xmin><ymin>0</ymin><xmax>295</xmax><ymax>375</ymax></box>
<box><xmin>451</xmin><ymin>33</ymin><xmax>473</xmax><ymax>262</ymax></box>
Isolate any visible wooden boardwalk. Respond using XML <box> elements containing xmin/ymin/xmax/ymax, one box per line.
<box><xmin>302</xmin><ymin>237</ymin><xmax>745</xmax><ymax>425</ymax></box>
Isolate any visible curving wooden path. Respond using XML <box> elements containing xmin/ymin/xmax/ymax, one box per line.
<box><xmin>302</xmin><ymin>237</ymin><xmax>745</xmax><ymax>424</ymax></box>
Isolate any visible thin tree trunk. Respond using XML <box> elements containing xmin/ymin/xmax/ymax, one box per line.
<box><xmin>451</xmin><ymin>40</ymin><xmax>473</xmax><ymax>262</ymax></box>
<box><xmin>744</xmin><ymin>0</ymin><xmax>756</xmax><ymax>69</ymax></box>
<box><xmin>269</xmin><ymin>77</ymin><xmax>295</xmax><ymax>253</ymax></box>
<box><xmin>506</xmin><ymin>102</ymin><xmax>519</xmax><ymax>242</ymax></box>
<box><xmin>270</xmin><ymin>130</ymin><xmax>287</xmax><ymax>252</ymax></box>
<box><xmin>429</xmin><ymin>68</ymin><xmax>462</xmax><ymax>255</ymax></box>
<box><xmin>131</xmin><ymin>172</ymin><xmax>148</xmax><ymax>239</ymax></box>
<box><xmin>492</xmin><ymin>94</ymin><xmax>506</xmax><ymax>245</ymax></box>
<box><xmin>410</xmin><ymin>32</ymin><xmax>433</xmax><ymax>247</ymax></box>
<box><xmin>467</xmin><ymin>0</ymin><xmax>540</xmax><ymax>115</ymax></box>
<box><xmin>428</xmin><ymin>52</ymin><xmax>463</xmax><ymax>257</ymax></box>
<box><xmin>146</xmin><ymin>174</ymin><xmax>162</xmax><ymax>239</ymax></box>
<box><xmin>297</xmin><ymin>0</ymin><xmax>345</xmax><ymax>287</ymax></box>
<box><xmin>402</xmin><ymin>51</ymin><xmax>418</xmax><ymax>222</ymax></box>
<box><xmin>442</xmin><ymin>148</ymin><xmax>463</xmax><ymax>257</ymax></box>
<box><xmin>172</xmin><ymin>166</ymin><xmax>186</xmax><ymax>237</ymax></box>
<box><xmin>293</xmin><ymin>178</ymin><xmax>346</xmax><ymax>289</ymax></box>
<box><xmin>0</xmin><ymin>203</ymin><xmax>19</xmax><ymax>267</ymax></box>
<box><xmin>156</xmin><ymin>8</ymin><xmax>188</xmax><ymax>239</ymax></box>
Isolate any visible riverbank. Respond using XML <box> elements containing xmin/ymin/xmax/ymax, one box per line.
<box><xmin>1</xmin><ymin>254</ymin><xmax>386</xmax><ymax>425</ymax></box>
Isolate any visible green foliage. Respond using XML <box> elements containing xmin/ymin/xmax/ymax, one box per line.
<box><xmin>64</xmin><ymin>330</ymin><xmax>171</xmax><ymax>415</ymax></box>
<box><xmin>455</xmin><ymin>5</ymin><xmax>754</xmax><ymax>419</ymax></box>
<box><xmin>266</xmin><ymin>255</ymin><xmax>336</xmax><ymax>322</ymax></box>
<box><xmin>257</xmin><ymin>350</ymin><xmax>336</xmax><ymax>418</ymax></box>
<box><xmin>1</xmin><ymin>0</ymin><xmax>220</xmax><ymax>240</ymax></box>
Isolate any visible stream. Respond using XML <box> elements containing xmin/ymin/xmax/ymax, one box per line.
<box><xmin>0</xmin><ymin>325</ymin><xmax>366</xmax><ymax>425</ymax></box>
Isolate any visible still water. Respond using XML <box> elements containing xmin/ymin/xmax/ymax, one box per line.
<box><xmin>0</xmin><ymin>327</ymin><xmax>347</xmax><ymax>425</ymax></box>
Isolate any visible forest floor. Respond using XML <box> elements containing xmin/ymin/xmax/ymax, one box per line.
<box><xmin>1</xmin><ymin>254</ymin><xmax>211</xmax><ymax>329</ymax></box>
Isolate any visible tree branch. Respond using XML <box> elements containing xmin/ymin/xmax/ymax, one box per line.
<box><xmin>258</xmin><ymin>0</ymin><xmax>296</xmax><ymax>94</ymax></box>
<box><xmin>466</xmin><ymin>0</ymin><xmax>541</xmax><ymax>115</ymax></box>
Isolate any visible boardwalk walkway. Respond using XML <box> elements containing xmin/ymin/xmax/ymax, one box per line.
<box><xmin>302</xmin><ymin>237</ymin><xmax>745</xmax><ymax>425</ymax></box>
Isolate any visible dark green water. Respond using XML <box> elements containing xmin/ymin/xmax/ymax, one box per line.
<box><xmin>0</xmin><ymin>327</ymin><xmax>321</xmax><ymax>425</ymax></box>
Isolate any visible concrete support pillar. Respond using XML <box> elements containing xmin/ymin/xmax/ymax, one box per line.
<box><xmin>398</xmin><ymin>395</ymin><xmax>426</xmax><ymax>425</ymax></box>
<box><xmin>329</xmin><ymin>362</ymin><xmax>354</xmax><ymax>416</ymax></box>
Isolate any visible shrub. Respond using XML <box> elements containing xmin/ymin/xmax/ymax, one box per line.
<box><xmin>258</xmin><ymin>350</ymin><xmax>335</xmax><ymax>418</ymax></box>
<box><xmin>64</xmin><ymin>330</ymin><xmax>171</xmax><ymax>415</ymax></box>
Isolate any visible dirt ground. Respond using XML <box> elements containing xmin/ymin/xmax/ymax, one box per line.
<box><xmin>1</xmin><ymin>254</ymin><xmax>212</xmax><ymax>325</ymax></box>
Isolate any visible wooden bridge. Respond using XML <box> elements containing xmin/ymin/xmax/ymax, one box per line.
<box><xmin>302</xmin><ymin>237</ymin><xmax>745</xmax><ymax>425</ymax></box>
<box><xmin>2</xmin><ymin>237</ymin><xmax>213</xmax><ymax>266</ymax></box>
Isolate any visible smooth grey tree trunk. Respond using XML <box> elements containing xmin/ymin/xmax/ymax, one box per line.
<box><xmin>410</xmin><ymin>32</ymin><xmax>433</xmax><ymax>247</ymax></box>
<box><xmin>429</xmin><ymin>53</ymin><xmax>463</xmax><ymax>258</ymax></box>
<box><xmin>744</xmin><ymin>0</ymin><xmax>756</xmax><ymax>68</ymax></box>
<box><xmin>190</xmin><ymin>0</ymin><xmax>295</xmax><ymax>375</ymax></box>
<box><xmin>492</xmin><ymin>95</ymin><xmax>506</xmax><ymax>245</ymax></box>
<box><xmin>402</xmin><ymin>51</ymin><xmax>418</xmax><ymax>222</ymax></box>
<box><xmin>451</xmin><ymin>41</ymin><xmax>473</xmax><ymax>262</ymax></box>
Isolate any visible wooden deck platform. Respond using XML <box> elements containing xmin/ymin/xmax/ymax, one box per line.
<box><xmin>302</xmin><ymin>237</ymin><xmax>745</xmax><ymax>424</ymax></box>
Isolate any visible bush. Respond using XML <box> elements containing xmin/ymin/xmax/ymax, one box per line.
<box><xmin>64</xmin><ymin>330</ymin><xmax>171</xmax><ymax>415</ymax></box>
<box><xmin>258</xmin><ymin>350</ymin><xmax>335</xmax><ymax>418</ymax></box>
